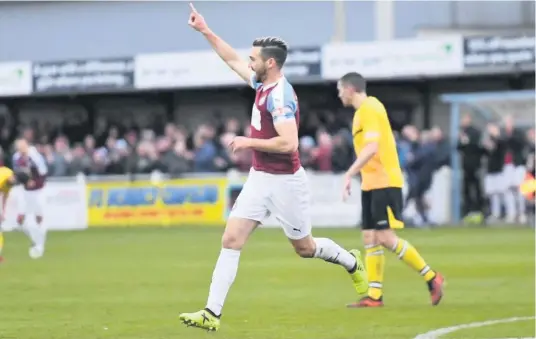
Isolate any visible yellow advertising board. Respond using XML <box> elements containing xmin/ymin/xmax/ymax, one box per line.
<box><xmin>87</xmin><ymin>178</ymin><xmax>227</xmax><ymax>227</ymax></box>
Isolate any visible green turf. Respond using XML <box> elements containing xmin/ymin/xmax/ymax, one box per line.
<box><xmin>0</xmin><ymin>227</ymin><xmax>534</xmax><ymax>339</ymax></box>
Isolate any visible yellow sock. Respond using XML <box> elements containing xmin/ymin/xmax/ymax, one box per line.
<box><xmin>0</xmin><ymin>232</ymin><xmax>4</xmax><ymax>255</ymax></box>
<box><xmin>392</xmin><ymin>238</ymin><xmax>436</xmax><ymax>282</ymax></box>
<box><xmin>365</xmin><ymin>244</ymin><xmax>385</xmax><ymax>300</ymax></box>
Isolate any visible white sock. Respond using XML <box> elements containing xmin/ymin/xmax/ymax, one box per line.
<box><xmin>205</xmin><ymin>248</ymin><xmax>241</xmax><ymax>316</ymax></box>
<box><xmin>35</xmin><ymin>223</ymin><xmax>47</xmax><ymax>249</ymax></box>
<box><xmin>503</xmin><ymin>190</ymin><xmax>517</xmax><ymax>221</ymax></box>
<box><xmin>313</xmin><ymin>238</ymin><xmax>357</xmax><ymax>271</ymax></box>
<box><xmin>19</xmin><ymin>222</ymin><xmax>38</xmax><ymax>246</ymax></box>
<box><xmin>490</xmin><ymin>193</ymin><xmax>501</xmax><ymax>219</ymax></box>
<box><xmin>516</xmin><ymin>191</ymin><xmax>527</xmax><ymax>216</ymax></box>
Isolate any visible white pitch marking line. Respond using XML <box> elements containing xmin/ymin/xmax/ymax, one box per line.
<box><xmin>413</xmin><ymin>316</ymin><xmax>536</xmax><ymax>339</ymax></box>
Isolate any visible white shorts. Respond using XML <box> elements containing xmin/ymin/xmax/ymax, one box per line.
<box><xmin>18</xmin><ymin>189</ymin><xmax>44</xmax><ymax>217</ymax></box>
<box><xmin>229</xmin><ymin>167</ymin><xmax>311</xmax><ymax>240</ymax></box>
<box><xmin>484</xmin><ymin>173</ymin><xmax>507</xmax><ymax>195</ymax></box>
<box><xmin>503</xmin><ymin>164</ymin><xmax>526</xmax><ymax>188</ymax></box>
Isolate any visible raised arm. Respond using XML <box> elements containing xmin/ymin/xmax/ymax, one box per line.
<box><xmin>188</xmin><ymin>3</ymin><xmax>251</xmax><ymax>85</ymax></box>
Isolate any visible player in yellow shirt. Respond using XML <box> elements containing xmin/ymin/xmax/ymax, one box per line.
<box><xmin>337</xmin><ymin>72</ymin><xmax>445</xmax><ymax>307</ymax></box>
<box><xmin>0</xmin><ymin>166</ymin><xmax>30</xmax><ymax>261</ymax></box>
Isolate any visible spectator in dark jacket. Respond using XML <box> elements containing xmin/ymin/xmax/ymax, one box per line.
<box><xmin>527</xmin><ymin>128</ymin><xmax>535</xmax><ymax>177</ymax></box>
<box><xmin>457</xmin><ymin>114</ymin><xmax>485</xmax><ymax>218</ymax></box>
<box><xmin>192</xmin><ymin>125</ymin><xmax>218</xmax><ymax>173</ymax></box>
<box><xmin>431</xmin><ymin>127</ymin><xmax>450</xmax><ymax>170</ymax></box>
<box><xmin>406</xmin><ymin>131</ymin><xmax>437</xmax><ymax>225</ymax></box>
<box><xmin>482</xmin><ymin>123</ymin><xmax>507</xmax><ymax>223</ymax></box>
<box><xmin>162</xmin><ymin>140</ymin><xmax>192</xmax><ymax>177</ymax></box>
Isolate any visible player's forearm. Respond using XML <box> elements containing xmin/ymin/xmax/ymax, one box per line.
<box><xmin>203</xmin><ymin>30</ymin><xmax>243</xmax><ymax>68</ymax></box>
<box><xmin>248</xmin><ymin>137</ymin><xmax>297</xmax><ymax>154</ymax></box>
<box><xmin>30</xmin><ymin>154</ymin><xmax>48</xmax><ymax>176</ymax></box>
<box><xmin>346</xmin><ymin>143</ymin><xmax>378</xmax><ymax>177</ymax></box>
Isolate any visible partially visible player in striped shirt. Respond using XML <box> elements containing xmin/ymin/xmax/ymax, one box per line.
<box><xmin>0</xmin><ymin>166</ymin><xmax>31</xmax><ymax>262</ymax></box>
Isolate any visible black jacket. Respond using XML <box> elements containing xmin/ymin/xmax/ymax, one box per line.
<box><xmin>485</xmin><ymin>136</ymin><xmax>507</xmax><ymax>174</ymax></box>
<box><xmin>458</xmin><ymin>126</ymin><xmax>485</xmax><ymax>171</ymax></box>
<box><xmin>503</xmin><ymin>128</ymin><xmax>527</xmax><ymax>166</ymax></box>
<box><xmin>527</xmin><ymin>143</ymin><xmax>535</xmax><ymax>177</ymax></box>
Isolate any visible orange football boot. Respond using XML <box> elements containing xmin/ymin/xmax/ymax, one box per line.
<box><xmin>428</xmin><ymin>272</ymin><xmax>445</xmax><ymax>306</ymax></box>
<box><xmin>347</xmin><ymin>296</ymin><xmax>384</xmax><ymax>308</ymax></box>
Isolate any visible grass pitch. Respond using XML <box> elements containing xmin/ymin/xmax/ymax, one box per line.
<box><xmin>0</xmin><ymin>227</ymin><xmax>534</xmax><ymax>339</ymax></box>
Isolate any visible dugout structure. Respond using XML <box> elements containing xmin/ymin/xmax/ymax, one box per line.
<box><xmin>441</xmin><ymin>89</ymin><xmax>535</xmax><ymax>223</ymax></box>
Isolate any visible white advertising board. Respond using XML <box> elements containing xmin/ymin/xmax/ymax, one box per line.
<box><xmin>322</xmin><ymin>36</ymin><xmax>464</xmax><ymax>80</ymax></box>
<box><xmin>134</xmin><ymin>49</ymin><xmax>250</xmax><ymax>89</ymax></box>
<box><xmin>2</xmin><ymin>181</ymin><xmax>87</xmax><ymax>231</ymax></box>
<box><xmin>0</xmin><ymin>61</ymin><xmax>32</xmax><ymax>97</ymax></box>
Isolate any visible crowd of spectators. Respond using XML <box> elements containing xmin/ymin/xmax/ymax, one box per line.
<box><xmin>457</xmin><ymin>114</ymin><xmax>536</xmax><ymax>224</ymax></box>
<box><xmin>6</xmin><ymin>108</ymin><xmax>533</xmax><ymax>226</ymax></box>
<box><xmin>0</xmin><ymin>116</ymin><xmax>249</xmax><ymax>177</ymax></box>
<box><xmin>0</xmin><ymin>112</ymin><xmax>455</xmax><ymax>179</ymax></box>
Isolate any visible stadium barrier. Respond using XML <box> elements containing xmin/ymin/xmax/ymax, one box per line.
<box><xmin>86</xmin><ymin>176</ymin><xmax>227</xmax><ymax>227</ymax></box>
<box><xmin>1</xmin><ymin>169</ymin><xmax>453</xmax><ymax>231</ymax></box>
<box><xmin>2</xmin><ymin>176</ymin><xmax>87</xmax><ymax>231</ymax></box>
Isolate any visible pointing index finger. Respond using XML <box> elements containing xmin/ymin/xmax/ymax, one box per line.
<box><xmin>189</xmin><ymin>3</ymin><xmax>198</xmax><ymax>13</ymax></box>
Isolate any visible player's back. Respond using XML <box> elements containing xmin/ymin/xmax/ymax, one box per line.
<box><xmin>353</xmin><ymin>96</ymin><xmax>403</xmax><ymax>190</ymax></box>
<box><xmin>250</xmin><ymin>77</ymin><xmax>301</xmax><ymax>174</ymax></box>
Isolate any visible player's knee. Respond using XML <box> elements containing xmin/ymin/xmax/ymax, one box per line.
<box><xmin>291</xmin><ymin>237</ymin><xmax>315</xmax><ymax>258</ymax></box>
<box><xmin>221</xmin><ymin>232</ymin><xmax>246</xmax><ymax>250</ymax></box>
<box><xmin>376</xmin><ymin>230</ymin><xmax>397</xmax><ymax>249</ymax></box>
<box><xmin>362</xmin><ymin>230</ymin><xmax>377</xmax><ymax>246</ymax></box>
<box><xmin>221</xmin><ymin>218</ymin><xmax>257</xmax><ymax>250</ymax></box>
<box><xmin>35</xmin><ymin>216</ymin><xmax>43</xmax><ymax>224</ymax></box>
<box><xmin>294</xmin><ymin>245</ymin><xmax>315</xmax><ymax>258</ymax></box>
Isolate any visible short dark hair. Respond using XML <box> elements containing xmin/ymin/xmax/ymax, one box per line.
<box><xmin>340</xmin><ymin>72</ymin><xmax>367</xmax><ymax>93</ymax></box>
<box><xmin>252</xmin><ymin>37</ymin><xmax>288</xmax><ymax>68</ymax></box>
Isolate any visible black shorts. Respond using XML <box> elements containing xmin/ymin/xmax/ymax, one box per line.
<box><xmin>361</xmin><ymin>187</ymin><xmax>404</xmax><ymax>230</ymax></box>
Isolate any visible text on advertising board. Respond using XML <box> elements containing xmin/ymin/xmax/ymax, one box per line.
<box><xmin>87</xmin><ymin>178</ymin><xmax>226</xmax><ymax>227</ymax></box>
<box><xmin>89</xmin><ymin>185</ymin><xmax>218</xmax><ymax>207</ymax></box>
<box><xmin>463</xmin><ymin>35</ymin><xmax>535</xmax><ymax>69</ymax></box>
<box><xmin>283</xmin><ymin>47</ymin><xmax>322</xmax><ymax>81</ymax></box>
<box><xmin>33</xmin><ymin>57</ymin><xmax>135</xmax><ymax>94</ymax></box>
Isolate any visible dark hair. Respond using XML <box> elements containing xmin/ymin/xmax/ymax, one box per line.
<box><xmin>252</xmin><ymin>37</ymin><xmax>288</xmax><ymax>68</ymax></box>
<box><xmin>340</xmin><ymin>72</ymin><xmax>367</xmax><ymax>93</ymax></box>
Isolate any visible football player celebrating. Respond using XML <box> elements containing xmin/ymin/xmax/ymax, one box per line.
<box><xmin>13</xmin><ymin>138</ymin><xmax>48</xmax><ymax>259</ymax></box>
<box><xmin>179</xmin><ymin>3</ymin><xmax>367</xmax><ymax>332</ymax></box>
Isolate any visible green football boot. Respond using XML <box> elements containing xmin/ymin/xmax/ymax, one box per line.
<box><xmin>179</xmin><ymin>309</ymin><xmax>220</xmax><ymax>332</ymax></box>
<box><xmin>349</xmin><ymin>249</ymin><xmax>368</xmax><ymax>295</ymax></box>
